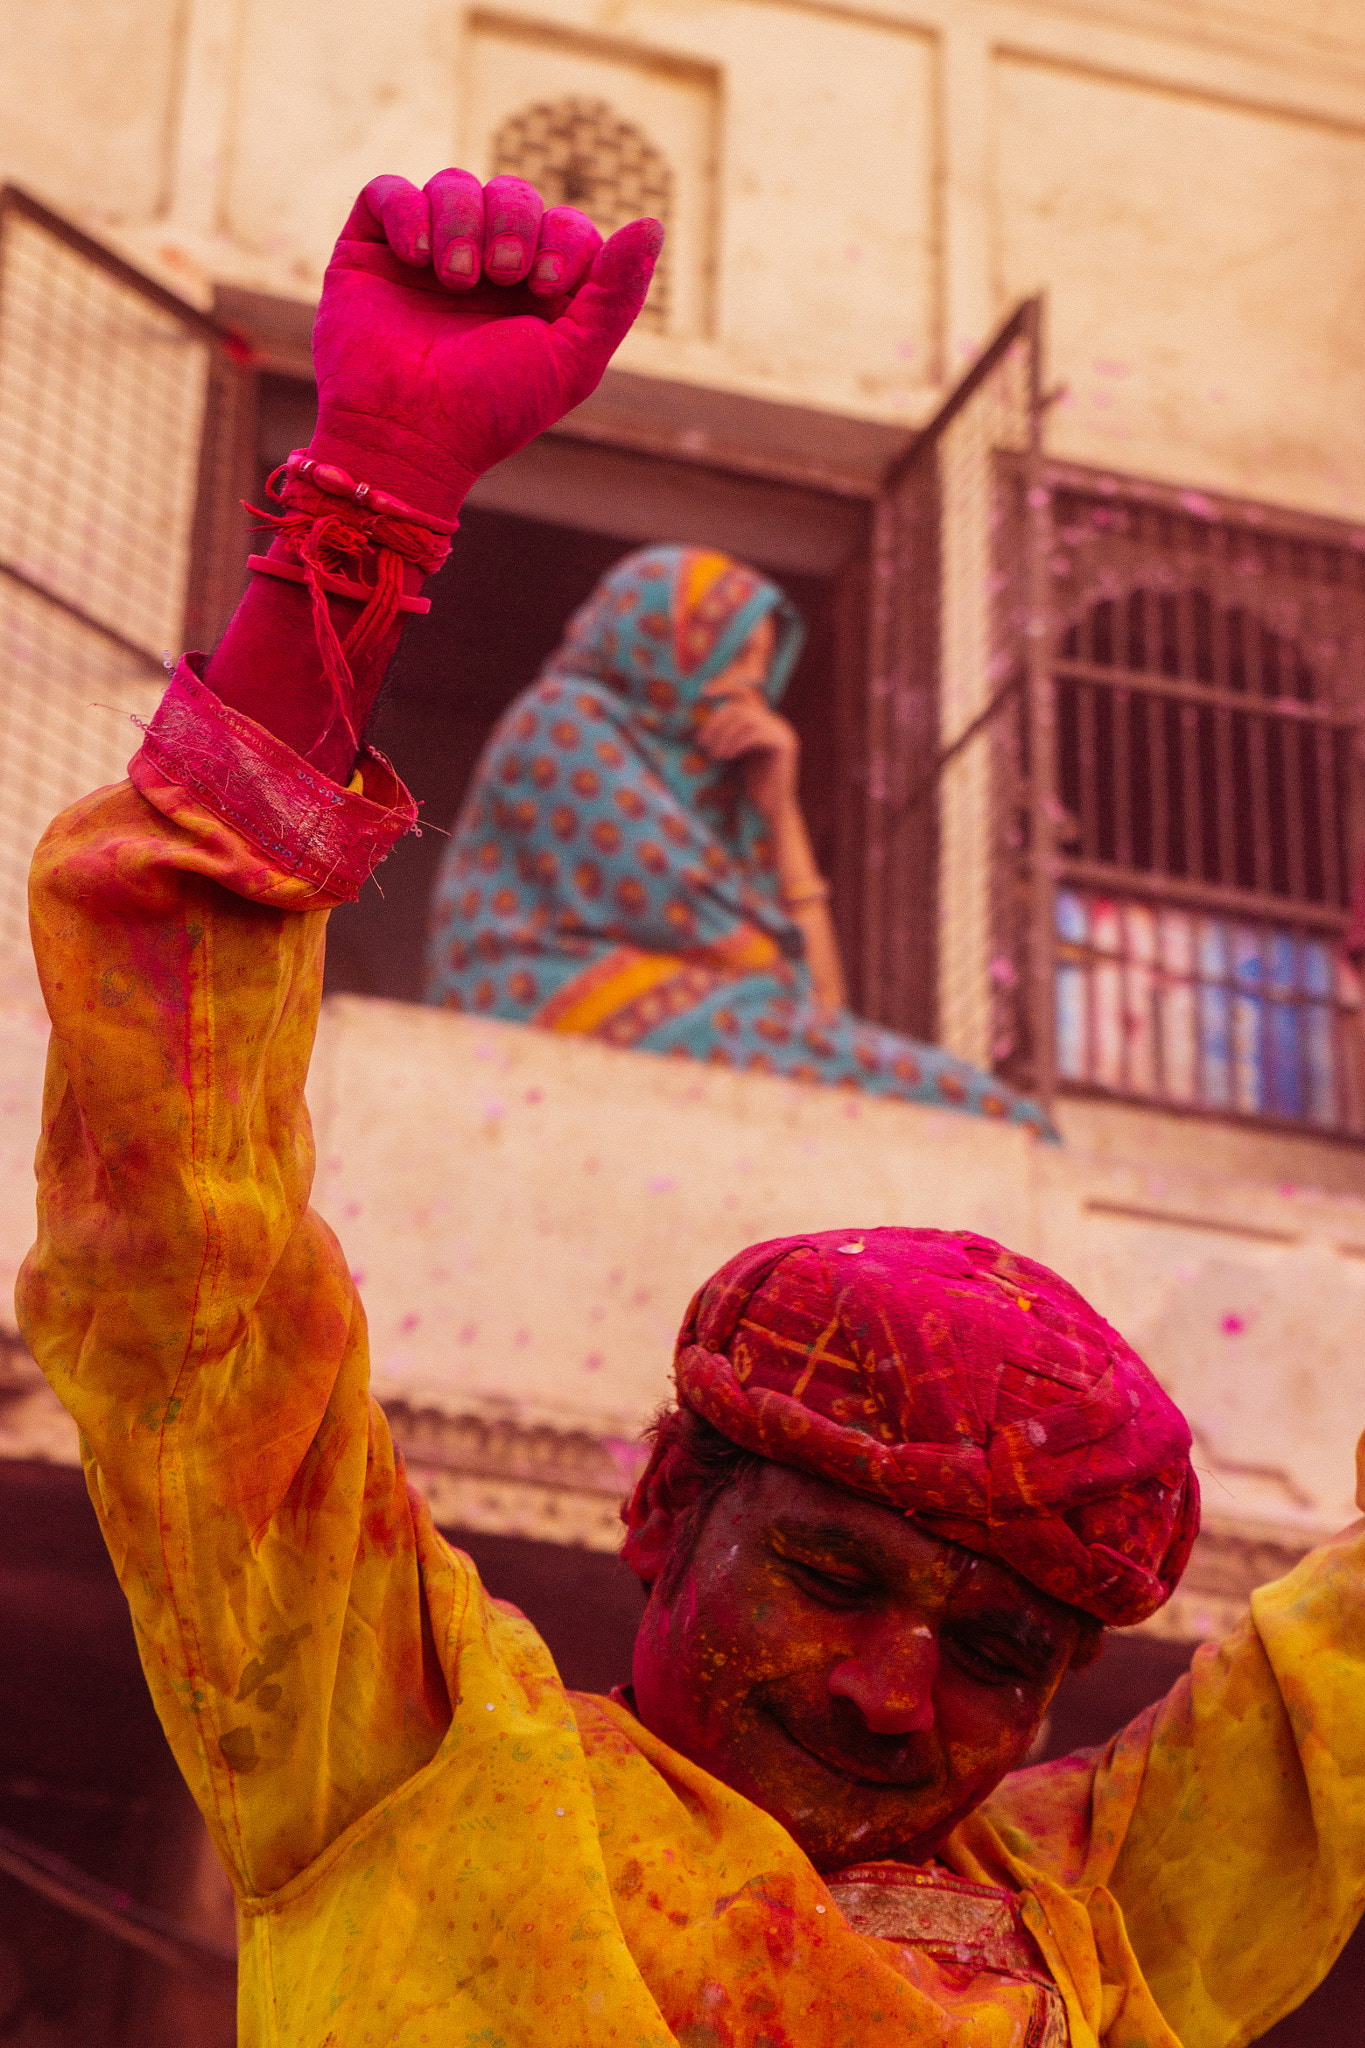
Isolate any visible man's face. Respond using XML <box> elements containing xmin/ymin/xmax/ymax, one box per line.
<box><xmin>630</xmin><ymin>1462</ymin><xmax>1082</xmax><ymax>1872</ymax></box>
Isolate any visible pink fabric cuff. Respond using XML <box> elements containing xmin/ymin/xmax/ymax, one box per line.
<box><xmin>129</xmin><ymin>657</ymin><xmax>417</xmax><ymax>902</ymax></box>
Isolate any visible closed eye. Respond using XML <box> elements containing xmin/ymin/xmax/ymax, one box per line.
<box><xmin>943</xmin><ymin>1627</ymin><xmax>1050</xmax><ymax>1686</ymax></box>
<box><xmin>781</xmin><ymin>1556</ymin><xmax>878</xmax><ymax>1607</ymax></box>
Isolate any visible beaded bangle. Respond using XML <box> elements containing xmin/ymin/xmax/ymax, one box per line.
<box><xmin>278</xmin><ymin>452</ymin><xmax>459</xmax><ymax>533</ymax></box>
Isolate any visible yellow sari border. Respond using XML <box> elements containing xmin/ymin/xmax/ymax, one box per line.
<box><xmin>537</xmin><ymin>946</ymin><xmax>726</xmax><ymax>1047</ymax></box>
<box><xmin>538</xmin><ymin>947</ymin><xmax>691</xmax><ymax>1036</ymax></box>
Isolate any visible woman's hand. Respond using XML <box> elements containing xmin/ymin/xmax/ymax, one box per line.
<box><xmin>695</xmin><ymin>620</ymin><xmax>849</xmax><ymax>1007</ymax></box>
<box><xmin>309</xmin><ymin>168</ymin><xmax>663</xmax><ymax>520</ymax></box>
<box><xmin>698</xmin><ymin>687</ymin><xmax>801</xmax><ymax>822</ymax></box>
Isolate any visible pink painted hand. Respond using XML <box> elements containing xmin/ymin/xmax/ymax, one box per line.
<box><xmin>309</xmin><ymin>168</ymin><xmax>663</xmax><ymax>520</ymax></box>
<box><xmin>206</xmin><ymin>168</ymin><xmax>661</xmax><ymax>776</ymax></box>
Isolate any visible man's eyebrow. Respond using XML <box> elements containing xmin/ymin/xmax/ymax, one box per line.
<box><xmin>767</xmin><ymin>1518</ymin><xmax>899</xmax><ymax>1574</ymax></box>
<box><xmin>952</xmin><ymin>1603</ymin><xmax>1062</xmax><ymax>1660</ymax></box>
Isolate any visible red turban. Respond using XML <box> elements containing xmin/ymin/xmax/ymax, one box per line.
<box><xmin>629</xmin><ymin>1229</ymin><xmax>1198</xmax><ymax>1627</ymax></box>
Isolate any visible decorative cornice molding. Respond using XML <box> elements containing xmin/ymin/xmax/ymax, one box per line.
<box><xmin>998</xmin><ymin>0</ymin><xmax>1365</xmax><ymax>77</ymax></box>
<box><xmin>385</xmin><ymin>1399</ymin><xmax>648</xmax><ymax>1553</ymax></box>
<box><xmin>0</xmin><ymin>1335</ymin><xmax>1329</xmax><ymax>1623</ymax></box>
<box><xmin>385</xmin><ymin>1402</ymin><xmax>1329</xmax><ymax>1633</ymax></box>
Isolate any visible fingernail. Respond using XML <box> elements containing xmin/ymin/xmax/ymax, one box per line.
<box><xmin>413</xmin><ymin>234</ymin><xmax>431</xmax><ymax>259</ymax></box>
<box><xmin>488</xmin><ymin>235</ymin><xmax>523</xmax><ymax>274</ymax></box>
<box><xmin>532</xmin><ymin>252</ymin><xmax>563</xmax><ymax>285</ymax></box>
<box><xmin>444</xmin><ymin>242</ymin><xmax>476</xmax><ymax>280</ymax></box>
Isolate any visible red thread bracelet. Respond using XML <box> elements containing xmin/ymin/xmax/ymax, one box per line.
<box><xmin>247</xmin><ymin>554</ymin><xmax>433</xmax><ymax>614</ymax></box>
<box><xmin>244</xmin><ymin>449</ymin><xmax>457</xmax><ymax>754</ymax></box>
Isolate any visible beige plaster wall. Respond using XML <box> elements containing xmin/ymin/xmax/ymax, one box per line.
<box><xmin>6</xmin><ymin>3</ymin><xmax>1365</xmax><ymax>1585</ymax></box>
<box><xmin>0</xmin><ymin>0</ymin><xmax>186</xmax><ymax>224</ymax></box>
<box><xmin>307</xmin><ymin>998</ymin><xmax>1365</xmax><ymax>1546</ymax></box>
<box><xmin>6</xmin><ymin>980</ymin><xmax>1363</xmax><ymax>1571</ymax></box>
<box><xmin>6</xmin><ymin>1</ymin><xmax>1365</xmax><ymax>513</ymax></box>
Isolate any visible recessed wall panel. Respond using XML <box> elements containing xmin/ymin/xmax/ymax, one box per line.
<box><xmin>995</xmin><ymin>53</ymin><xmax>1365</xmax><ymax>518</ymax></box>
<box><xmin>223</xmin><ymin>0</ymin><xmax>457</xmax><ymax>286</ymax></box>
<box><xmin>0</xmin><ymin>0</ymin><xmax>185</xmax><ymax>223</ymax></box>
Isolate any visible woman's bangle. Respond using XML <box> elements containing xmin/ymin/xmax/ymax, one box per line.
<box><xmin>781</xmin><ymin>879</ymin><xmax>831</xmax><ymax>909</ymax></box>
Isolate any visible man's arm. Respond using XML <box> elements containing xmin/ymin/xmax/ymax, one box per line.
<box><xmin>20</xmin><ymin>764</ymin><xmax>458</xmax><ymax>1895</ymax></box>
<box><xmin>970</xmin><ymin>1514</ymin><xmax>1365</xmax><ymax>2045</ymax></box>
<box><xmin>17</xmin><ymin>170</ymin><xmax>659</xmax><ymax>1897</ymax></box>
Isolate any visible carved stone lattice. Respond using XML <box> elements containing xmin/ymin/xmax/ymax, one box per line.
<box><xmin>491</xmin><ymin>96</ymin><xmax>672</xmax><ymax>333</ymax></box>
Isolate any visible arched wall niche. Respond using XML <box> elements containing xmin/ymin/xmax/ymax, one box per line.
<box><xmin>462</xmin><ymin>13</ymin><xmax>719</xmax><ymax>343</ymax></box>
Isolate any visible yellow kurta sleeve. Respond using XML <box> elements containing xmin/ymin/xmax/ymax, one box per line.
<box><xmin>14</xmin><ymin>771</ymin><xmax>1066</xmax><ymax>2048</ymax></box>
<box><xmin>965</xmin><ymin>1526</ymin><xmax>1365</xmax><ymax>2047</ymax></box>
<box><xmin>16</xmin><ymin>774</ymin><xmax>461</xmax><ymax>1897</ymax></box>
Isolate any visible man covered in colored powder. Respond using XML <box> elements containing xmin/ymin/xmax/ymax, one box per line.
<box><xmin>18</xmin><ymin>169</ymin><xmax>1365</xmax><ymax>2047</ymax></box>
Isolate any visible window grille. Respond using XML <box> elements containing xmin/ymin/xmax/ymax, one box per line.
<box><xmin>862</xmin><ymin>300</ymin><xmax>1052</xmax><ymax>1098</ymax></box>
<box><xmin>491</xmin><ymin>97</ymin><xmax>672</xmax><ymax>334</ymax></box>
<box><xmin>1048</xmin><ymin>474</ymin><xmax>1365</xmax><ymax>1131</ymax></box>
<box><xmin>0</xmin><ymin>187</ymin><xmax>252</xmax><ymax>964</ymax></box>
<box><xmin>864</xmin><ymin>329</ymin><xmax>1365</xmax><ymax>1138</ymax></box>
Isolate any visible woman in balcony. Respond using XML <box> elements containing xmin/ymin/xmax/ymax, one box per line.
<box><xmin>425</xmin><ymin>544</ymin><xmax>1054</xmax><ymax>1137</ymax></box>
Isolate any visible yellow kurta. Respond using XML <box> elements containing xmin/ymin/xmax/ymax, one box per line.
<box><xmin>17</xmin><ymin>770</ymin><xmax>1365</xmax><ymax>2048</ymax></box>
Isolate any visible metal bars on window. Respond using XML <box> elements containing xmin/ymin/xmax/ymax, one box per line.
<box><xmin>0</xmin><ymin>187</ymin><xmax>253</xmax><ymax>963</ymax></box>
<box><xmin>1047</xmin><ymin>471</ymin><xmax>1365</xmax><ymax>1133</ymax></box>
<box><xmin>863</xmin><ymin>330</ymin><xmax>1365</xmax><ymax>1136</ymax></box>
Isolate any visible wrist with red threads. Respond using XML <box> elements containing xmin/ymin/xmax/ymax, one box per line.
<box><xmin>205</xmin><ymin>439</ymin><xmax>459</xmax><ymax>786</ymax></box>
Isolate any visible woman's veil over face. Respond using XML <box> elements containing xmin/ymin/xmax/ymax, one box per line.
<box><xmin>543</xmin><ymin>545</ymin><xmax>806</xmax><ymax>761</ymax></box>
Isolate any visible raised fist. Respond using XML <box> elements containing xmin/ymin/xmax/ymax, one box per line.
<box><xmin>308</xmin><ymin>168</ymin><xmax>663</xmax><ymax>522</ymax></box>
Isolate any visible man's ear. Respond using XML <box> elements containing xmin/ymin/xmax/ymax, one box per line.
<box><xmin>620</xmin><ymin>1502</ymin><xmax>676</xmax><ymax>1588</ymax></box>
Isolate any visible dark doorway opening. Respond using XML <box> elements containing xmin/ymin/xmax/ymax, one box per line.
<box><xmin>239</xmin><ymin>334</ymin><xmax>892</xmax><ymax>1012</ymax></box>
<box><xmin>322</xmin><ymin>504</ymin><xmax>842</xmax><ymax>1004</ymax></box>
